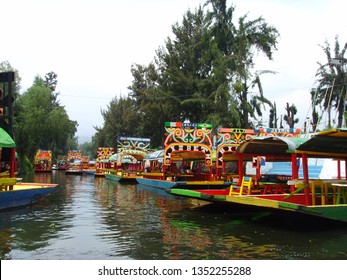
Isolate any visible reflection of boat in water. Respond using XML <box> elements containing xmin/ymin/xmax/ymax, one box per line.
<box><xmin>169</xmin><ymin>129</ymin><xmax>347</xmax><ymax>224</ymax></box>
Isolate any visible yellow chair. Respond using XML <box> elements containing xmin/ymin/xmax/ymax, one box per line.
<box><xmin>310</xmin><ymin>179</ymin><xmax>326</xmax><ymax>205</ymax></box>
<box><xmin>229</xmin><ymin>176</ymin><xmax>253</xmax><ymax>196</ymax></box>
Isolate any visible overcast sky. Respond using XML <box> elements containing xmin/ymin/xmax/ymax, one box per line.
<box><xmin>1</xmin><ymin>0</ymin><xmax>346</xmax><ymax>142</ymax></box>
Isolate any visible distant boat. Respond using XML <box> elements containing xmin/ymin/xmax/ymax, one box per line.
<box><xmin>105</xmin><ymin>137</ymin><xmax>151</xmax><ymax>183</ymax></box>
<box><xmin>34</xmin><ymin>149</ymin><xmax>53</xmax><ymax>172</ymax></box>
<box><xmin>65</xmin><ymin>150</ymin><xmax>83</xmax><ymax>175</ymax></box>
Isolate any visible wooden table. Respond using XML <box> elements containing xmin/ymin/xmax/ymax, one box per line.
<box><xmin>260</xmin><ymin>182</ymin><xmax>287</xmax><ymax>194</ymax></box>
<box><xmin>331</xmin><ymin>183</ymin><xmax>347</xmax><ymax>204</ymax></box>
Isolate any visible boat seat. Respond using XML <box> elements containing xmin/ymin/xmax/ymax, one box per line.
<box><xmin>0</xmin><ymin>178</ymin><xmax>17</xmax><ymax>191</ymax></box>
<box><xmin>229</xmin><ymin>176</ymin><xmax>253</xmax><ymax>195</ymax></box>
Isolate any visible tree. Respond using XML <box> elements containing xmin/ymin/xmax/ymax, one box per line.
<box><xmin>128</xmin><ymin>63</ymin><xmax>171</xmax><ymax>147</ymax></box>
<box><xmin>93</xmin><ymin>96</ymin><xmax>142</xmax><ymax>148</ymax></box>
<box><xmin>205</xmin><ymin>0</ymin><xmax>279</xmax><ymax>127</ymax></box>
<box><xmin>111</xmin><ymin>0</ymin><xmax>280</xmax><ymax>149</ymax></box>
<box><xmin>283</xmin><ymin>102</ymin><xmax>299</xmax><ymax>128</ymax></box>
<box><xmin>14</xmin><ymin>74</ymin><xmax>78</xmax><ymax>164</ymax></box>
<box><xmin>156</xmin><ymin>7</ymin><xmax>230</xmax><ymax>125</ymax></box>
<box><xmin>315</xmin><ymin>36</ymin><xmax>347</xmax><ymax>128</ymax></box>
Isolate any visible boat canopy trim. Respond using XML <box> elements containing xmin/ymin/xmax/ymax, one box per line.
<box><xmin>164</xmin><ymin>143</ymin><xmax>212</xmax><ymax>166</ymax></box>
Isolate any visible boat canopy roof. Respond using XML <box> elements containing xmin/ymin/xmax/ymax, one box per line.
<box><xmin>144</xmin><ymin>150</ymin><xmax>164</xmax><ymax>160</ymax></box>
<box><xmin>0</xmin><ymin>128</ymin><xmax>15</xmax><ymax>148</ymax></box>
<box><xmin>236</xmin><ymin>136</ymin><xmax>309</xmax><ymax>161</ymax></box>
<box><xmin>296</xmin><ymin>128</ymin><xmax>347</xmax><ymax>158</ymax></box>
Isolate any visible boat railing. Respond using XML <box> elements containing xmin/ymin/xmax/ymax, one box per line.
<box><xmin>285</xmin><ymin>179</ymin><xmax>347</xmax><ymax>206</ymax></box>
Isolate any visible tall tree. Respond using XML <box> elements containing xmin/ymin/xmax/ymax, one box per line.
<box><xmin>128</xmin><ymin>63</ymin><xmax>169</xmax><ymax>147</ymax></box>
<box><xmin>205</xmin><ymin>0</ymin><xmax>279</xmax><ymax>127</ymax></box>
<box><xmin>315</xmin><ymin>35</ymin><xmax>347</xmax><ymax>128</ymax></box>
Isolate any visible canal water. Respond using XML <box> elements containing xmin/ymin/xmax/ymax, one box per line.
<box><xmin>1</xmin><ymin>171</ymin><xmax>347</xmax><ymax>260</ymax></box>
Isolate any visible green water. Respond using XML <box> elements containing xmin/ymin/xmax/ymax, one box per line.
<box><xmin>1</xmin><ymin>171</ymin><xmax>347</xmax><ymax>260</ymax></box>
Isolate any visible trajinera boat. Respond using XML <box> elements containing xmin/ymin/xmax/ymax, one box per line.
<box><xmin>34</xmin><ymin>149</ymin><xmax>53</xmax><ymax>172</ymax></box>
<box><xmin>65</xmin><ymin>150</ymin><xmax>83</xmax><ymax>175</ymax></box>
<box><xmin>105</xmin><ymin>136</ymin><xmax>150</xmax><ymax>183</ymax></box>
<box><xmin>136</xmin><ymin>122</ymin><xmax>232</xmax><ymax>190</ymax></box>
<box><xmin>94</xmin><ymin>147</ymin><xmax>115</xmax><ymax>177</ymax></box>
<box><xmin>168</xmin><ymin>128</ymin><xmax>347</xmax><ymax>224</ymax></box>
<box><xmin>0</xmin><ymin>128</ymin><xmax>59</xmax><ymax>210</ymax></box>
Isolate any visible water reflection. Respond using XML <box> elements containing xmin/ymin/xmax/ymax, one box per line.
<box><xmin>1</xmin><ymin>172</ymin><xmax>347</xmax><ymax>260</ymax></box>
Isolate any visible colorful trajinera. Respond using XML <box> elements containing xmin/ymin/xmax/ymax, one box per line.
<box><xmin>105</xmin><ymin>136</ymin><xmax>150</xmax><ymax>182</ymax></box>
<box><xmin>95</xmin><ymin>147</ymin><xmax>115</xmax><ymax>177</ymax></box>
<box><xmin>168</xmin><ymin>128</ymin><xmax>347</xmax><ymax>224</ymax></box>
<box><xmin>214</xmin><ymin>127</ymin><xmax>301</xmax><ymax>183</ymax></box>
<box><xmin>65</xmin><ymin>150</ymin><xmax>83</xmax><ymax>175</ymax></box>
<box><xmin>34</xmin><ymin>149</ymin><xmax>53</xmax><ymax>172</ymax></box>
<box><xmin>137</xmin><ymin>122</ymin><xmax>231</xmax><ymax>189</ymax></box>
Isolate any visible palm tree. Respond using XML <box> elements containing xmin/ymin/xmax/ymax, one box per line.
<box><xmin>315</xmin><ymin>36</ymin><xmax>347</xmax><ymax>128</ymax></box>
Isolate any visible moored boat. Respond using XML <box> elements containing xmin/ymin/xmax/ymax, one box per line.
<box><xmin>34</xmin><ymin>149</ymin><xmax>53</xmax><ymax>172</ymax></box>
<box><xmin>137</xmin><ymin>122</ymin><xmax>231</xmax><ymax>190</ymax></box>
<box><xmin>105</xmin><ymin>136</ymin><xmax>150</xmax><ymax>183</ymax></box>
<box><xmin>65</xmin><ymin>150</ymin><xmax>83</xmax><ymax>175</ymax></box>
<box><xmin>0</xmin><ymin>180</ymin><xmax>60</xmax><ymax>210</ymax></box>
<box><xmin>94</xmin><ymin>147</ymin><xmax>115</xmax><ymax>177</ymax></box>
<box><xmin>0</xmin><ymin>127</ymin><xmax>59</xmax><ymax>210</ymax></box>
<box><xmin>168</xmin><ymin>129</ymin><xmax>347</xmax><ymax>224</ymax></box>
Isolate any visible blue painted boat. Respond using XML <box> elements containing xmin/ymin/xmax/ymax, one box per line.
<box><xmin>0</xmin><ymin>127</ymin><xmax>60</xmax><ymax>210</ymax></box>
<box><xmin>0</xmin><ymin>182</ymin><xmax>59</xmax><ymax>210</ymax></box>
<box><xmin>136</xmin><ymin>177</ymin><xmax>176</xmax><ymax>189</ymax></box>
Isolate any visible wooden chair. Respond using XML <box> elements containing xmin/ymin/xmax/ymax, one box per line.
<box><xmin>229</xmin><ymin>176</ymin><xmax>253</xmax><ymax>196</ymax></box>
<box><xmin>310</xmin><ymin>179</ymin><xmax>326</xmax><ymax>205</ymax></box>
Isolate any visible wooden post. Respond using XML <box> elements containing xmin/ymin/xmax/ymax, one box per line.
<box><xmin>302</xmin><ymin>153</ymin><xmax>310</xmax><ymax>205</ymax></box>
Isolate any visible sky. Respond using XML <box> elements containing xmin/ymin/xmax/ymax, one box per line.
<box><xmin>1</xmin><ymin>0</ymin><xmax>346</xmax><ymax>143</ymax></box>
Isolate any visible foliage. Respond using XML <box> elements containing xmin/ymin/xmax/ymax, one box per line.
<box><xmin>314</xmin><ymin>35</ymin><xmax>347</xmax><ymax>128</ymax></box>
<box><xmin>14</xmin><ymin>74</ymin><xmax>78</xmax><ymax>165</ymax></box>
<box><xmin>126</xmin><ymin>0</ymin><xmax>279</xmax><ymax>147</ymax></box>
<box><xmin>205</xmin><ymin>0</ymin><xmax>279</xmax><ymax>127</ymax></box>
<box><xmin>78</xmin><ymin>141</ymin><xmax>95</xmax><ymax>159</ymax></box>
<box><xmin>93</xmin><ymin>96</ymin><xmax>143</xmax><ymax>148</ymax></box>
